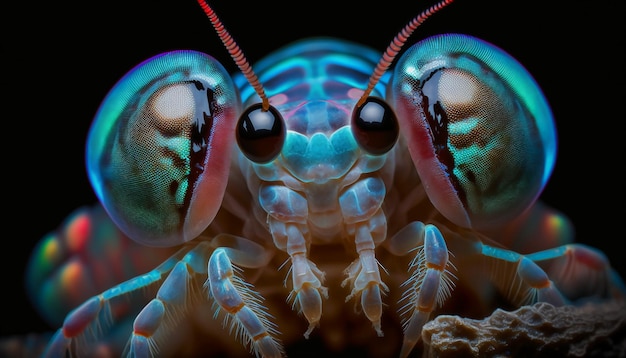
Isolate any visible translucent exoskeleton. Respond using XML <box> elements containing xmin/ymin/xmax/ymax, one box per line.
<box><xmin>22</xmin><ymin>0</ymin><xmax>626</xmax><ymax>357</ymax></box>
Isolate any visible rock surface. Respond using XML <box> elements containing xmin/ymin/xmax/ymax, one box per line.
<box><xmin>422</xmin><ymin>300</ymin><xmax>626</xmax><ymax>357</ymax></box>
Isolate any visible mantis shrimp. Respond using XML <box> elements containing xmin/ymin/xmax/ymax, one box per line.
<box><xmin>10</xmin><ymin>0</ymin><xmax>625</xmax><ymax>357</ymax></box>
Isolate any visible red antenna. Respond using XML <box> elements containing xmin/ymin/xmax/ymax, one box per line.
<box><xmin>357</xmin><ymin>0</ymin><xmax>455</xmax><ymax>107</ymax></box>
<box><xmin>196</xmin><ymin>0</ymin><xmax>270</xmax><ymax>111</ymax></box>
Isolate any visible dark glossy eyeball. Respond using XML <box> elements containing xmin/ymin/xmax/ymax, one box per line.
<box><xmin>351</xmin><ymin>97</ymin><xmax>399</xmax><ymax>155</ymax></box>
<box><xmin>236</xmin><ymin>103</ymin><xmax>285</xmax><ymax>163</ymax></box>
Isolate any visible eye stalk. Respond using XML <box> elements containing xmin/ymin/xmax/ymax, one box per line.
<box><xmin>351</xmin><ymin>97</ymin><xmax>399</xmax><ymax>155</ymax></box>
<box><xmin>237</xmin><ymin>103</ymin><xmax>286</xmax><ymax>163</ymax></box>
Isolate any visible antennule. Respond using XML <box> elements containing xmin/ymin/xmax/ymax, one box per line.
<box><xmin>357</xmin><ymin>0</ymin><xmax>455</xmax><ymax>107</ymax></box>
<box><xmin>197</xmin><ymin>0</ymin><xmax>270</xmax><ymax>111</ymax></box>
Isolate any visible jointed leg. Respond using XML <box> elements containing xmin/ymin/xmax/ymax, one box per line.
<box><xmin>386</xmin><ymin>222</ymin><xmax>456</xmax><ymax>358</ymax></box>
<box><xmin>267</xmin><ymin>218</ymin><xmax>328</xmax><ymax>339</ymax></box>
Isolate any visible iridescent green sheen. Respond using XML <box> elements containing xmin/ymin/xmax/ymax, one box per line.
<box><xmin>86</xmin><ymin>51</ymin><xmax>239</xmax><ymax>246</ymax></box>
<box><xmin>390</xmin><ymin>34</ymin><xmax>556</xmax><ymax>228</ymax></box>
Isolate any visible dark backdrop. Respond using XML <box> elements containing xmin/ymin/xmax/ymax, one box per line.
<box><xmin>6</xmin><ymin>0</ymin><xmax>624</xmax><ymax>343</ymax></box>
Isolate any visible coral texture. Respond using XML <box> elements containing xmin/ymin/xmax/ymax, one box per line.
<box><xmin>421</xmin><ymin>300</ymin><xmax>626</xmax><ymax>357</ymax></box>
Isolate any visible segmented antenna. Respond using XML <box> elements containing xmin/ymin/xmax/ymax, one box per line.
<box><xmin>357</xmin><ymin>0</ymin><xmax>455</xmax><ymax>107</ymax></box>
<box><xmin>196</xmin><ymin>0</ymin><xmax>270</xmax><ymax>111</ymax></box>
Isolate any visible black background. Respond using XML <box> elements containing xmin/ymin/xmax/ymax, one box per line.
<box><xmin>5</xmin><ymin>0</ymin><xmax>624</xmax><ymax>344</ymax></box>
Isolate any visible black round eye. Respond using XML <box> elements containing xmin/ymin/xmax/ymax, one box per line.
<box><xmin>351</xmin><ymin>97</ymin><xmax>399</xmax><ymax>155</ymax></box>
<box><xmin>236</xmin><ymin>103</ymin><xmax>285</xmax><ymax>163</ymax></box>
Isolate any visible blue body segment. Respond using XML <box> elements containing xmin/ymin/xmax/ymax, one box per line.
<box><xmin>234</xmin><ymin>39</ymin><xmax>392</xmax><ymax>187</ymax></box>
<box><xmin>234</xmin><ymin>38</ymin><xmax>389</xmax><ymax>106</ymax></box>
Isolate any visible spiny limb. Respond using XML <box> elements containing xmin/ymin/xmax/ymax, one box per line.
<box><xmin>129</xmin><ymin>235</ymin><xmax>280</xmax><ymax>357</ymax></box>
<box><xmin>43</xmin><ymin>246</ymin><xmax>192</xmax><ymax>357</ymax></box>
<box><xmin>207</xmin><ymin>246</ymin><xmax>284</xmax><ymax>358</ymax></box>
<box><xmin>397</xmin><ymin>224</ymin><xmax>456</xmax><ymax>358</ymax></box>
<box><xmin>481</xmin><ymin>244</ymin><xmax>566</xmax><ymax>307</ymax></box>
<box><xmin>286</xmin><ymin>253</ymin><xmax>328</xmax><ymax>339</ymax></box>
<box><xmin>269</xmin><ymin>219</ymin><xmax>327</xmax><ymax>339</ymax></box>
<box><xmin>477</xmin><ymin>220</ymin><xmax>625</xmax><ymax>307</ymax></box>
<box><xmin>342</xmin><ymin>248</ymin><xmax>388</xmax><ymax>336</ymax></box>
<box><xmin>525</xmin><ymin>243</ymin><xmax>626</xmax><ymax>301</ymax></box>
<box><xmin>342</xmin><ymin>220</ymin><xmax>390</xmax><ymax>337</ymax></box>
<box><xmin>125</xmin><ymin>255</ymin><xmax>206</xmax><ymax>357</ymax></box>
<box><xmin>123</xmin><ymin>240</ymin><xmax>228</xmax><ymax>357</ymax></box>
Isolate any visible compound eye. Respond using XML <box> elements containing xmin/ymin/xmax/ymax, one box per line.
<box><xmin>86</xmin><ymin>50</ymin><xmax>240</xmax><ymax>247</ymax></box>
<box><xmin>236</xmin><ymin>103</ymin><xmax>286</xmax><ymax>163</ymax></box>
<box><xmin>389</xmin><ymin>34</ymin><xmax>557</xmax><ymax>229</ymax></box>
<box><xmin>351</xmin><ymin>97</ymin><xmax>399</xmax><ymax>155</ymax></box>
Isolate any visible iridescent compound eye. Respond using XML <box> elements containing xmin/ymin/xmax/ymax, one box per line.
<box><xmin>86</xmin><ymin>50</ymin><xmax>240</xmax><ymax>247</ymax></box>
<box><xmin>352</xmin><ymin>97</ymin><xmax>399</xmax><ymax>155</ymax></box>
<box><xmin>390</xmin><ymin>34</ymin><xmax>557</xmax><ymax>230</ymax></box>
<box><xmin>236</xmin><ymin>103</ymin><xmax>286</xmax><ymax>164</ymax></box>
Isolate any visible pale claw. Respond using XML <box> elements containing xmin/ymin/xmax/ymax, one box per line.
<box><xmin>361</xmin><ymin>283</ymin><xmax>384</xmax><ymax>336</ymax></box>
<box><xmin>342</xmin><ymin>248</ymin><xmax>388</xmax><ymax>336</ymax></box>
<box><xmin>270</xmin><ymin>219</ymin><xmax>328</xmax><ymax>338</ymax></box>
<box><xmin>288</xmin><ymin>253</ymin><xmax>328</xmax><ymax>338</ymax></box>
<box><xmin>399</xmin><ymin>311</ymin><xmax>430</xmax><ymax>358</ymax></box>
<box><xmin>297</xmin><ymin>283</ymin><xmax>325</xmax><ymax>338</ymax></box>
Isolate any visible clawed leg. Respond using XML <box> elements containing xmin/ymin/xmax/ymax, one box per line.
<box><xmin>44</xmin><ymin>235</ymin><xmax>283</xmax><ymax>358</ymax></box>
<box><xmin>206</xmin><ymin>238</ymin><xmax>284</xmax><ymax>358</ymax></box>
<box><xmin>479</xmin><ymin>242</ymin><xmax>626</xmax><ymax>308</ymax></box>
<box><xmin>43</xmin><ymin>245</ymin><xmax>190</xmax><ymax>357</ymax></box>
<box><xmin>131</xmin><ymin>235</ymin><xmax>282</xmax><ymax>357</ymax></box>
<box><xmin>386</xmin><ymin>222</ymin><xmax>456</xmax><ymax>358</ymax></box>
<box><xmin>525</xmin><ymin>243</ymin><xmax>626</xmax><ymax>301</ymax></box>
<box><xmin>481</xmin><ymin>244</ymin><xmax>567</xmax><ymax>307</ymax></box>
<box><xmin>342</xmin><ymin>222</ymin><xmax>389</xmax><ymax>336</ymax></box>
<box><xmin>384</xmin><ymin>220</ymin><xmax>625</xmax><ymax>358</ymax></box>
<box><xmin>268</xmin><ymin>219</ymin><xmax>328</xmax><ymax>339</ymax></box>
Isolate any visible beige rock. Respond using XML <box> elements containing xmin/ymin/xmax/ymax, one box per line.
<box><xmin>422</xmin><ymin>300</ymin><xmax>626</xmax><ymax>357</ymax></box>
